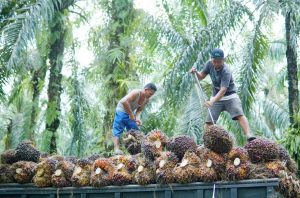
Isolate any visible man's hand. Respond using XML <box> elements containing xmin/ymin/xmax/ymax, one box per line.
<box><xmin>190</xmin><ymin>67</ymin><xmax>197</xmax><ymax>73</ymax></box>
<box><xmin>129</xmin><ymin>114</ymin><xmax>135</xmax><ymax>121</ymax></box>
<box><xmin>204</xmin><ymin>100</ymin><xmax>214</xmax><ymax>107</ymax></box>
<box><xmin>135</xmin><ymin>118</ymin><xmax>142</xmax><ymax>126</ymax></box>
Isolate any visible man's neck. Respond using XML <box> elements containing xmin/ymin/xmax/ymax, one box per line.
<box><xmin>214</xmin><ymin>65</ymin><xmax>223</xmax><ymax>71</ymax></box>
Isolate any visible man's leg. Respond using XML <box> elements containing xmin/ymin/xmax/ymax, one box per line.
<box><xmin>225</xmin><ymin>97</ymin><xmax>255</xmax><ymax>141</ymax></box>
<box><xmin>112</xmin><ymin>112</ymin><xmax>126</xmax><ymax>154</ymax></box>
<box><xmin>235</xmin><ymin>115</ymin><xmax>250</xmax><ymax>137</ymax></box>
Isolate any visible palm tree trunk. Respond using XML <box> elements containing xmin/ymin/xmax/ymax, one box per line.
<box><xmin>45</xmin><ymin>16</ymin><xmax>66</xmax><ymax>154</ymax></box>
<box><xmin>285</xmin><ymin>10</ymin><xmax>299</xmax><ymax>127</ymax></box>
<box><xmin>4</xmin><ymin>119</ymin><xmax>13</xmax><ymax>150</ymax></box>
<box><xmin>29</xmin><ymin>66</ymin><xmax>47</xmax><ymax>141</ymax></box>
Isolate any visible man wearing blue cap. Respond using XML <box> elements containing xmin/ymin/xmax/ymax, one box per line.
<box><xmin>190</xmin><ymin>48</ymin><xmax>255</xmax><ymax>142</ymax></box>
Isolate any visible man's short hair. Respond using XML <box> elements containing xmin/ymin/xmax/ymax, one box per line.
<box><xmin>144</xmin><ymin>83</ymin><xmax>157</xmax><ymax>92</ymax></box>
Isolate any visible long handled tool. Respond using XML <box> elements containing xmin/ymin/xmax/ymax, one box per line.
<box><xmin>193</xmin><ymin>73</ymin><xmax>215</xmax><ymax>125</ymax></box>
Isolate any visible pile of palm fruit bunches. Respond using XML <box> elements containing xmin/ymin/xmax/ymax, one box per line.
<box><xmin>0</xmin><ymin>126</ymin><xmax>299</xmax><ymax>197</ymax></box>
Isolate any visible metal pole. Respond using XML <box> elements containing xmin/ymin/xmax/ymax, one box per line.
<box><xmin>193</xmin><ymin>73</ymin><xmax>215</xmax><ymax>125</ymax></box>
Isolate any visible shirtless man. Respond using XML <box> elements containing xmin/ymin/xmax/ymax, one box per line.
<box><xmin>112</xmin><ymin>83</ymin><xmax>157</xmax><ymax>155</ymax></box>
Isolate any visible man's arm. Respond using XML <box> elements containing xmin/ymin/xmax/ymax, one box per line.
<box><xmin>135</xmin><ymin>100</ymin><xmax>148</xmax><ymax>126</ymax></box>
<box><xmin>120</xmin><ymin>90</ymin><xmax>139</xmax><ymax>120</ymax></box>
<box><xmin>136</xmin><ymin>100</ymin><xmax>148</xmax><ymax>117</ymax></box>
<box><xmin>211</xmin><ymin>87</ymin><xmax>227</xmax><ymax>103</ymax></box>
<box><xmin>196</xmin><ymin>71</ymin><xmax>207</xmax><ymax>80</ymax></box>
<box><xmin>205</xmin><ymin>70</ymin><xmax>231</xmax><ymax>107</ymax></box>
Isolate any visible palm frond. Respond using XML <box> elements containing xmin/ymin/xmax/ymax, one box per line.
<box><xmin>0</xmin><ymin>0</ymin><xmax>76</xmax><ymax>70</ymax></box>
<box><xmin>260</xmin><ymin>97</ymin><xmax>289</xmax><ymax>132</ymax></box>
<box><xmin>236</xmin><ymin>16</ymin><xmax>268</xmax><ymax>116</ymax></box>
<box><xmin>176</xmin><ymin>86</ymin><xmax>207</xmax><ymax>144</ymax></box>
<box><xmin>141</xmin><ymin>15</ymin><xmax>190</xmax><ymax>54</ymax></box>
<box><xmin>181</xmin><ymin>0</ymin><xmax>208</xmax><ymax>26</ymax></box>
<box><xmin>268</xmin><ymin>40</ymin><xmax>286</xmax><ymax>61</ymax></box>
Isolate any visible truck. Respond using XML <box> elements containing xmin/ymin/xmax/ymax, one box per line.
<box><xmin>0</xmin><ymin>178</ymin><xmax>280</xmax><ymax>198</ymax></box>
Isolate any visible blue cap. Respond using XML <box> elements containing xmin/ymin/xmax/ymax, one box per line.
<box><xmin>211</xmin><ymin>48</ymin><xmax>224</xmax><ymax>59</ymax></box>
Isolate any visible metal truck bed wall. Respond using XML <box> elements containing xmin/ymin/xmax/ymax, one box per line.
<box><xmin>0</xmin><ymin>178</ymin><xmax>279</xmax><ymax>198</ymax></box>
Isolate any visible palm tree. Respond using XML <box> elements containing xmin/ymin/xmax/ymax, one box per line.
<box><xmin>0</xmin><ymin>0</ymin><xmax>76</xmax><ymax>153</ymax></box>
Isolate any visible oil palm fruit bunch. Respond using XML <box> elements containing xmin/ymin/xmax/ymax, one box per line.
<box><xmin>1</xmin><ymin>149</ymin><xmax>18</xmax><ymax>164</ymax></box>
<box><xmin>133</xmin><ymin>153</ymin><xmax>156</xmax><ymax>185</ymax></box>
<box><xmin>51</xmin><ymin>160</ymin><xmax>75</xmax><ymax>187</ymax></box>
<box><xmin>39</xmin><ymin>152</ymin><xmax>50</xmax><ymax>162</ymax></box>
<box><xmin>166</xmin><ymin>135</ymin><xmax>197</xmax><ymax>160</ymax></box>
<box><xmin>90</xmin><ymin>158</ymin><xmax>115</xmax><ymax>187</ymax></box>
<box><xmin>244</xmin><ymin>138</ymin><xmax>280</xmax><ymax>163</ymax></box>
<box><xmin>123</xmin><ymin>130</ymin><xmax>144</xmax><ymax>155</ymax></box>
<box><xmin>71</xmin><ymin>158</ymin><xmax>92</xmax><ymax>187</ymax></box>
<box><xmin>15</xmin><ymin>140</ymin><xmax>40</xmax><ymax>162</ymax></box>
<box><xmin>65</xmin><ymin>156</ymin><xmax>78</xmax><ymax>164</ymax></box>
<box><xmin>195</xmin><ymin>145</ymin><xmax>206</xmax><ymax>158</ymax></box>
<box><xmin>278</xmin><ymin>146</ymin><xmax>298</xmax><ymax>174</ymax></box>
<box><xmin>203</xmin><ymin>125</ymin><xmax>233</xmax><ymax>154</ymax></box>
<box><xmin>87</xmin><ymin>154</ymin><xmax>101</xmax><ymax>162</ymax></box>
<box><xmin>0</xmin><ymin>164</ymin><xmax>15</xmax><ymax>183</ymax></box>
<box><xmin>33</xmin><ymin>158</ymin><xmax>58</xmax><ymax>187</ymax></box>
<box><xmin>248</xmin><ymin>163</ymin><xmax>277</xmax><ymax>179</ymax></box>
<box><xmin>155</xmin><ymin>151</ymin><xmax>178</xmax><ymax>184</ymax></box>
<box><xmin>11</xmin><ymin>161</ymin><xmax>37</xmax><ymax>184</ymax></box>
<box><xmin>141</xmin><ymin>129</ymin><xmax>168</xmax><ymax>161</ymax></box>
<box><xmin>174</xmin><ymin>151</ymin><xmax>201</xmax><ymax>183</ymax></box>
<box><xmin>278</xmin><ymin>170</ymin><xmax>300</xmax><ymax>198</ymax></box>
<box><xmin>110</xmin><ymin>155</ymin><xmax>135</xmax><ymax>185</ymax></box>
<box><xmin>110</xmin><ymin>155</ymin><xmax>137</xmax><ymax>174</ymax></box>
<box><xmin>198</xmin><ymin>148</ymin><xmax>225</xmax><ymax>182</ymax></box>
<box><xmin>265</xmin><ymin>160</ymin><xmax>286</xmax><ymax>177</ymax></box>
<box><xmin>225</xmin><ymin>148</ymin><xmax>250</xmax><ymax>181</ymax></box>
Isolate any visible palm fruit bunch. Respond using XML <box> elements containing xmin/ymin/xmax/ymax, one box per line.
<box><xmin>225</xmin><ymin>148</ymin><xmax>250</xmax><ymax>181</ymax></box>
<box><xmin>166</xmin><ymin>135</ymin><xmax>197</xmax><ymax>160</ymax></box>
<box><xmin>133</xmin><ymin>153</ymin><xmax>156</xmax><ymax>185</ymax></box>
<box><xmin>33</xmin><ymin>158</ymin><xmax>58</xmax><ymax>187</ymax></box>
<box><xmin>39</xmin><ymin>152</ymin><xmax>50</xmax><ymax>162</ymax></box>
<box><xmin>278</xmin><ymin>146</ymin><xmax>298</xmax><ymax>174</ymax></box>
<box><xmin>244</xmin><ymin>138</ymin><xmax>280</xmax><ymax>163</ymax></box>
<box><xmin>155</xmin><ymin>151</ymin><xmax>178</xmax><ymax>184</ymax></box>
<box><xmin>51</xmin><ymin>160</ymin><xmax>75</xmax><ymax>187</ymax></box>
<box><xmin>11</xmin><ymin>161</ymin><xmax>37</xmax><ymax>184</ymax></box>
<box><xmin>195</xmin><ymin>145</ymin><xmax>206</xmax><ymax>158</ymax></box>
<box><xmin>1</xmin><ymin>149</ymin><xmax>18</xmax><ymax>164</ymax></box>
<box><xmin>123</xmin><ymin>130</ymin><xmax>144</xmax><ymax>155</ymax></box>
<box><xmin>174</xmin><ymin>151</ymin><xmax>201</xmax><ymax>183</ymax></box>
<box><xmin>109</xmin><ymin>155</ymin><xmax>136</xmax><ymax>185</ymax></box>
<box><xmin>277</xmin><ymin>170</ymin><xmax>300</xmax><ymax>198</ymax></box>
<box><xmin>203</xmin><ymin>125</ymin><xmax>233</xmax><ymax>154</ymax></box>
<box><xmin>141</xmin><ymin>129</ymin><xmax>168</xmax><ymax>161</ymax></box>
<box><xmin>198</xmin><ymin>148</ymin><xmax>226</xmax><ymax>182</ymax></box>
<box><xmin>87</xmin><ymin>154</ymin><xmax>101</xmax><ymax>162</ymax></box>
<box><xmin>90</xmin><ymin>158</ymin><xmax>115</xmax><ymax>187</ymax></box>
<box><xmin>65</xmin><ymin>156</ymin><xmax>78</xmax><ymax>164</ymax></box>
<box><xmin>265</xmin><ymin>160</ymin><xmax>286</xmax><ymax>177</ymax></box>
<box><xmin>15</xmin><ymin>140</ymin><xmax>40</xmax><ymax>162</ymax></box>
<box><xmin>248</xmin><ymin>163</ymin><xmax>277</xmax><ymax>179</ymax></box>
<box><xmin>71</xmin><ymin>158</ymin><xmax>92</xmax><ymax>186</ymax></box>
<box><xmin>0</xmin><ymin>164</ymin><xmax>15</xmax><ymax>183</ymax></box>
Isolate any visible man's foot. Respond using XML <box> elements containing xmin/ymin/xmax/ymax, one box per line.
<box><xmin>114</xmin><ymin>149</ymin><xmax>124</xmax><ymax>155</ymax></box>
<box><xmin>247</xmin><ymin>136</ymin><xmax>256</xmax><ymax>142</ymax></box>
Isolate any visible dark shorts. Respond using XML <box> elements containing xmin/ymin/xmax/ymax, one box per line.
<box><xmin>112</xmin><ymin>111</ymin><xmax>139</xmax><ymax>137</ymax></box>
<box><xmin>206</xmin><ymin>97</ymin><xmax>244</xmax><ymax>123</ymax></box>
